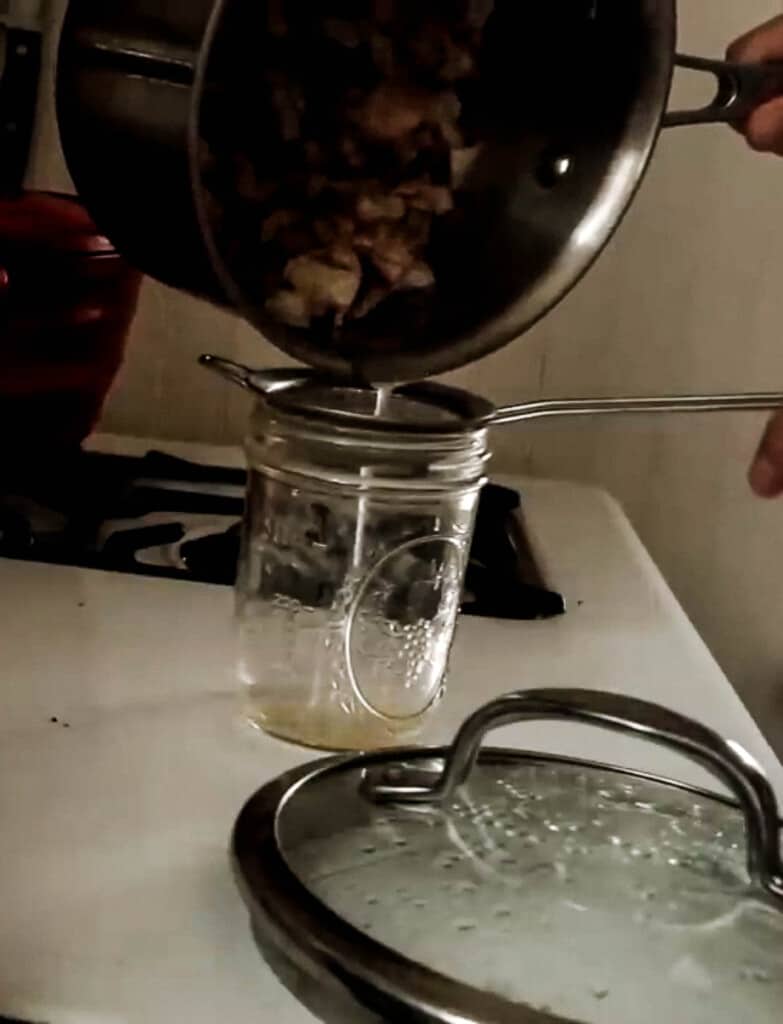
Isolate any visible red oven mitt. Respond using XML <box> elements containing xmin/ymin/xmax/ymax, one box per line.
<box><xmin>0</xmin><ymin>191</ymin><xmax>142</xmax><ymax>457</ymax></box>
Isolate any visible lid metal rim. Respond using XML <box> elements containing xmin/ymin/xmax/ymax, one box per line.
<box><xmin>233</xmin><ymin>746</ymin><xmax>772</xmax><ymax>1024</ymax></box>
<box><xmin>233</xmin><ymin>750</ymin><xmax>570</xmax><ymax>1024</ymax></box>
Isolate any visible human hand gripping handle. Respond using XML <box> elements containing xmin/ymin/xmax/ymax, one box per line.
<box><xmin>727</xmin><ymin>16</ymin><xmax>783</xmax><ymax>153</ymax></box>
<box><xmin>726</xmin><ymin>17</ymin><xmax>783</xmax><ymax>497</ymax></box>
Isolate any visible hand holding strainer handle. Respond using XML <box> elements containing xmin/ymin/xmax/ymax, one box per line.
<box><xmin>364</xmin><ymin>688</ymin><xmax>783</xmax><ymax>901</ymax></box>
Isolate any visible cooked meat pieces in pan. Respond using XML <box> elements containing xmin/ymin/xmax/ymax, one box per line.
<box><xmin>201</xmin><ymin>1</ymin><xmax>495</xmax><ymax>334</ymax></box>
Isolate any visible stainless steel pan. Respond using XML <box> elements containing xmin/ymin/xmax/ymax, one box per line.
<box><xmin>57</xmin><ymin>1</ymin><xmax>783</xmax><ymax>383</ymax></box>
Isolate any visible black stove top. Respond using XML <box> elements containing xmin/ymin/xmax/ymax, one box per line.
<box><xmin>0</xmin><ymin>449</ymin><xmax>565</xmax><ymax>620</ymax></box>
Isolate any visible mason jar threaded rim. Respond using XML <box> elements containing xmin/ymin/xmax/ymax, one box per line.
<box><xmin>245</xmin><ymin>378</ymin><xmax>493</xmax><ymax>494</ymax></box>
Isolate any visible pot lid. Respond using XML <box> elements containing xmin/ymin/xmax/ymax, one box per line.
<box><xmin>233</xmin><ymin>689</ymin><xmax>783</xmax><ymax>1024</ymax></box>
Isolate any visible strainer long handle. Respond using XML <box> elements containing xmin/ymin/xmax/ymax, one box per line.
<box><xmin>364</xmin><ymin>689</ymin><xmax>783</xmax><ymax>901</ymax></box>
<box><xmin>491</xmin><ymin>393</ymin><xmax>783</xmax><ymax>426</ymax></box>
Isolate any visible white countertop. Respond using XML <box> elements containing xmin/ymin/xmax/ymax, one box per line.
<box><xmin>1</xmin><ymin>444</ymin><xmax>781</xmax><ymax>1023</ymax></box>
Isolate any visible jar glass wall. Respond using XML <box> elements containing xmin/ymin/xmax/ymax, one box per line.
<box><xmin>236</xmin><ymin>382</ymin><xmax>490</xmax><ymax>751</ymax></box>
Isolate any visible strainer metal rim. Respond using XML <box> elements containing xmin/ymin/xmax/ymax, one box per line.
<box><xmin>232</xmin><ymin>740</ymin><xmax>782</xmax><ymax>1024</ymax></box>
<box><xmin>199</xmin><ymin>355</ymin><xmax>496</xmax><ymax>434</ymax></box>
<box><xmin>259</xmin><ymin>378</ymin><xmax>497</xmax><ymax>437</ymax></box>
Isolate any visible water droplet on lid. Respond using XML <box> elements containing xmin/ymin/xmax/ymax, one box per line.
<box><xmin>454</xmin><ymin>918</ymin><xmax>477</xmax><ymax>932</ymax></box>
<box><xmin>435</xmin><ymin>853</ymin><xmax>457</xmax><ymax>870</ymax></box>
<box><xmin>361</xmin><ymin>844</ymin><xmax>377</xmax><ymax>854</ymax></box>
<box><xmin>740</xmin><ymin>966</ymin><xmax>771</xmax><ymax>983</ymax></box>
<box><xmin>494</xmin><ymin>905</ymin><xmax>512</xmax><ymax>919</ymax></box>
<box><xmin>455</xmin><ymin>880</ymin><xmax>477</xmax><ymax>895</ymax></box>
<box><xmin>554</xmin><ymin>862</ymin><xmax>569</xmax><ymax>882</ymax></box>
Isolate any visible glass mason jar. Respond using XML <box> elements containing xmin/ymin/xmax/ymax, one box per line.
<box><xmin>236</xmin><ymin>376</ymin><xmax>492</xmax><ymax>751</ymax></box>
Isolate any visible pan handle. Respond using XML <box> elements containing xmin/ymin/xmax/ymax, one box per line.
<box><xmin>663</xmin><ymin>53</ymin><xmax>783</xmax><ymax>128</ymax></box>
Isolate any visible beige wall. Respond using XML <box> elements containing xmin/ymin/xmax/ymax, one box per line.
<box><xmin>33</xmin><ymin>2</ymin><xmax>783</xmax><ymax>752</ymax></box>
<box><xmin>489</xmin><ymin>0</ymin><xmax>783</xmax><ymax>755</ymax></box>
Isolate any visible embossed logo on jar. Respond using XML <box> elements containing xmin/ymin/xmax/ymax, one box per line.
<box><xmin>345</xmin><ymin>535</ymin><xmax>465</xmax><ymax>721</ymax></box>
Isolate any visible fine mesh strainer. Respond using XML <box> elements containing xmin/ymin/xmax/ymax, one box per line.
<box><xmin>233</xmin><ymin>689</ymin><xmax>783</xmax><ymax>1024</ymax></box>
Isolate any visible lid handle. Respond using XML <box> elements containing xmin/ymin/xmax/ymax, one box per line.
<box><xmin>364</xmin><ymin>689</ymin><xmax>783</xmax><ymax>900</ymax></box>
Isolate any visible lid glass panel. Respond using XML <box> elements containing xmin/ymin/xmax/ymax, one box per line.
<box><xmin>278</xmin><ymin>754</ymin><xmax>783</xmax><ymax>1024</ymax></box>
